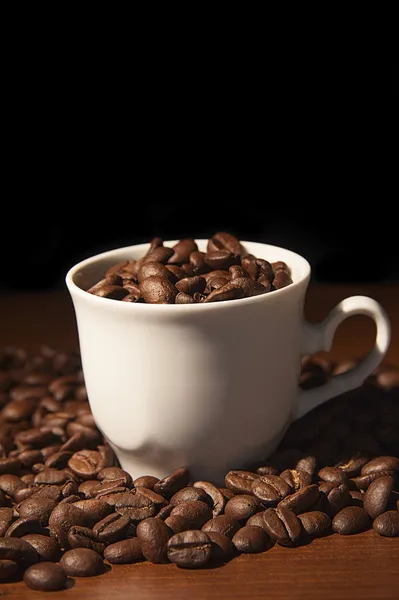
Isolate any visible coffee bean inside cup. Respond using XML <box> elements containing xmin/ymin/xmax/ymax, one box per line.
<box><xmin>85</xmin><ymin>233</ymin><xmax>293</xmax><ymax>304</ymax></box>
<box><xmin>0</xmin><ymin>346</ymin><xmax>398</xmax><ymax>593</ymax></box>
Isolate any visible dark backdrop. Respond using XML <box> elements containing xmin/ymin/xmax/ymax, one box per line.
<box><xmin>1</xmin><ymin>60</ymin><xmax>397</xmax><ymax>291</ymax></box>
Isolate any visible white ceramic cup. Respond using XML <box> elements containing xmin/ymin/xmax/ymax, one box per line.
<box><xmin>66</xmin><ymin>240</ymin><xmax>391</xmax><ymax>484</ymax></box>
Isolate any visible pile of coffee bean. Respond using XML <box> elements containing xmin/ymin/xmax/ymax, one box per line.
<box><xmin>1</xmin><ymin>346</ymin><xmax>398</xmax><ymax>592</ymax></box>
<box><xmin>86</xmin><ymin>232</ymin><xmax>293</xmax><ymax>303</ymax></box>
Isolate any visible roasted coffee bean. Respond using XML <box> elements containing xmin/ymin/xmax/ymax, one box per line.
<box><xmin>167</xmin><ymin>530</ymin><xmax>212</xmax><ymax>568</ymax></box>
<box><xmin>232</xmin><ymin>525</ymin><xmax>271</xmax><ymax>554</ymax></box>
<box><xmin>352</xmin><ymin>471</ymin><xmax>396</xmax><ymax>491</ymax></box>
<box><xmin>68</xmin><ymin>526</ymin><xmax>105</xmax><ymax>554</ymax></box>
<box><xmin>224</xmin><ymin>495</ymin><xmax>262</xmax><ymax>522</ymax></box>
<box><xmin>93</xmin><ymin>513</ymin><xmax>131</xmax><ymax>543</ymax></box>
<box><xmin>280</xmin><ymin>469</ymin><xmax>312</xmax><ymax>491</ymax></box>
<box><xmin>229</xmin><ymin>265</ymin><xmax>248</xmax><ymax>280</ymax></box>
<box><xmin>0</xmin><ymin>474</ymin><xmax>26</xmax><ymax>498</ymax></box>
<box><xmin>175</xmin><ymin>292</ymin><xmax>196</xmax><ymax>304</ymax></box>
<box><xmin>169</xmin><ymin>239</ymin><xmax>199</xmax><ymax>264</ymax></box>
<box><xmin>34</xmin><ymin>468</ymin><xmax>72</xmax><ymax>486</ymax></box>
<box><xmin>140</xmin><ymin>276</ymin><xmax>177</xmax><ymax>304</ymax></box>
<box><xmin>208</xmin><ymin>232</ymin><xmax>243</xmax><ymax>255</ymax></box>
<box><xmin>90</xmin><ymin>284</ymin><xmax>129</xmax><ymax>300</ymax></box>
<box><xmin>18</xmin><ymin>449</ymin><xmax>43</xmax><ymax>469</ymax></box>
<box><xmin>21</xmin><ymin>534</ymin><xmax>61</xmax><ymax>562</ymax></box>
<box><xmin>363</xmin><ymin>475</ymin><xmax>394</xmax><ymax>518</ymax></box>
<box><xmin>109</xmin><ymin>491</ymin><xmax>159</xmax><ymax>522</ymax></box>
<box><xmin>336</xmin><ymin>454</ymin><xmax>370</xmax><ymax>478</ymax></box>
<box><xmin>318</xmin><ymin>467</ymin><xmax>347</xmax><ymax>486</ymax></box>
<box><xmin>204</xmin><ymin>282</ymin><xmax>245</xmax><ymax>303</ymax></box>
<box><xmin>246</xmin><ymin>511</ymin><xmax>269</xmax><ymax>531</ymax></box>
<box><xmin>137</xmin><ymin>261</ymin><xmax>176</xmax><ymax>284</ymax></box>
<box><xmin>373</xmin><ymin>511</ymin><xmax>399</xmax><ymax>537</ymax></box>
<box><xmin>170</xmin><ymin>486</ymin><xmax>211</xmax><ymax>506</ymax></box>
<box><xmin>96</xmin><ymin>486</ymin><xmax>131</xmax><ymax>501</ymax></box>
<box><xmin>143</xmin><ymin>246</ymin><xmax>174</xmax><ymax>264</ymax></box>
<box><xmin>155</xmin><ymin>504</ymin><xmax>174</xmax><ymax>520</ymax></box>
<box><xmin>279</xmin><ymin>484</ymin><xmax>319</xmax><ymax>515</ymax></box>
<box><xmin>153</xmin><ymin>467</ymin><xmax>190</xmax><ymax>498</ymax></box>
<box><xmin>225</xmin><ymin>470</ymin><xmax>260</xmax><ymax>495</ymax></box>
<box><xmin>219</xmin><ymin>487</ymin><xmax>236</xmax><ymax>501</ymax></box>
<box><xmin>103</xmin><ymin>538</ymin><xmax>143</xmax><ymax>564</ymax></box>
<box><xmin>332</xmin><ymin>506</ymin><xmax>371</xmax><ymax>535</ymax></box>
<box><xmin>0</xmin><ymin>536</ymin><xmax>39</xmax><ymax>567</ymax></box>
<box><xmin>273</xmin><ymin>271</ymin><xmax>293</xmax><ymax>289</ymax></box>
<box><xmin>0</xmin><ymin>558</ymin><xmax>18</xmax><ymax>580</ymax></box>
<box><xmin>295</xmin><ymin>455</ymin><xmax>317</xmax><ymax>477</ymax></box>
<box><xmin>207</xmin><ymin>532</ymin><xmax>236</xmax><ymax>561</ymax></box>
<box><xmin>136</xmin><ymin>517</ymin><xmax>171</xmax><ymax>563</ymax></box>
<box><xmin>5</xmin><ymin>517</ymin><xmax>45</xmax><ymax>538</ymax></box>
<box><xmin>256</xmin><ymin>465</ymin><xmax>279</xmax><ymax>476</ymax></box>
<box><xmin>48</xmin><ymin>503</ymin><xmax>92</xmax><ymax>547</ymax></box>
<box><xmin>133</xmin><ymin>487</ymin><xmax>166</xmax><ymax>509</ymax></box>
<box><xmin>170</xmin><ymin>501</ymin><xmax>212</xmax><ymax>529</ymax></box>
<box><xmin>134</xmin><ymin>475</ymin><xmax>159</xmax><ymax>490</ymax></box>
<box><xmin>193</xmin><ymin>481</ymin><xmax>226</xmax><ymax>516</ymax></box>
<box><xmin>165</xmin><ymin>265</ymin><xmax>186</xmax><ymax>281</ymax></box>
<box><xmin>0</xmin><ymin>507</ymin><xmax>13</xmax><ymax>536</ymax></box>
<box><xmin>189</xmin><ymin>251</ymin><xmax>208</xmax><ymax>274</ymax></box>
<box><xmin>23</xmin><ymin>562</ymin><xmax>67</xmax><ymax>591</ymax></box>
<box><xmin>263</xmin><ymin>506</ymin><xmax>302</xmax><ymax>546</ymax></box>
<box><xmin>252</xmin><ymin>475</ymin><xmax>292</xmax><ymax>507</ymax></box>
<box><xmin>72</xmin><ymin>499</ymin><xmax>113</xmax><ymax>522</ymax></box>
<box><xmin>175</xmin><ymin>276</ymin><xmax>206</xmax><ymax>295</ymax></box>
<box><xmin>202</xmin><ymin>515</ymin><xmax>240</xmax><ymax>539</ymax></box>
<box><xmin>349</xmin><ymin>490</ymin><xmax>365</xmax><ymax>506</ymax></box>
<box><xmin>361</xmin><ymin>456</ymin><xmax>399</xmax><ymax>476</ymax></box>
<box><xmin>2</xmin><ymin>400</ymin><xmax>36</xmax><ymax>423</ymax></box>
<box><xmin>204</xmin><ymin>250</ymin><xmax>236</xmax><ymax>271</ymax></box>
<box><xmin>45</xmin><ymin>451</ymin><xmax>73</xmax><ymax>470</ymax></box>
<box><xmin>60</xmin><ymin>547</ymin><xmax>104</xmax><ymax>576</ymax></box>
<box><xmin>298</xmin><ymin>511</ymin><xmax>331</xmax><ymax>538</ymax></box>
<box><xmin>164</xmin><ymin>515</ymin><xmax>189</xmax><ymax>534</ymax></box>
<box><xmin>317</xmin><ymin>482</ymin><xmax>351</xmax><ymax>516</ymax></box>
<box><xmin>68</xmin><ymin>450</ymin><xmax>105</xmax><ymax>480</ymax></box>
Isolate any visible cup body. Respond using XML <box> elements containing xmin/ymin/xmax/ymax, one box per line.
<box><xmin>66</xmin><ymin>241</ymin><xmax>311</xmax><ymax>483</ymax></box>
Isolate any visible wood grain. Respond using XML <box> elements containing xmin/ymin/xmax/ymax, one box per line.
<box><xmin>0</xmin><ymin>284</ymin><xmax>398</xmax><ymax>600</ymax></box>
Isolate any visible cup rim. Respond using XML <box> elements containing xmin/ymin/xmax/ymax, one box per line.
<box><xmin>65</xmin><ymin>239</ymin><xmax>311</xmax><ymax>311</ymax></box>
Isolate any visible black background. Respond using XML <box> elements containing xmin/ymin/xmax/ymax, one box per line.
<box><xmin>1</xmin><ymin>59</ymin><xmax>397</xmax><ymax>291</ymax></box>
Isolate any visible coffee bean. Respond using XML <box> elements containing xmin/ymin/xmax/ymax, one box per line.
<box><xmin>134</xmin><ymin>475</ymin><xmax>159</xmax><ymax>490</ymax></box>
<box><xmin>140</xmin><ymin>276</ymin><xmax>177</xmax><ymax>304</ymax></box>
<box><xmin>273</xmin><ymin>271</ymin><xmax>293</xmax><ymax>289</ymax></box>
<box><xmin>352</xmin><ymin>471</ymin><xmax>396</xmax><ymax>491</ymax></box>
<box><xmin>373</xmin><ymin>511</ymin><xmax>399</xmax><ymax>537</ymax></box>
<box><xmin>296</xmin><ymin>455</ymin><xmax>317</xmax><ymax>477</ymax></box>
<box><xmin>193</xmin><ymin>481</ymin><xmax>226</xmax><ymax>516</ymax></box>
<box><xmin>278</xmin><ymin>484</ymin><xmax>319</xmax><ymax>515</ymax></box>
<box><xmin>60</xmin><ymin>547</ymin><xmax>104</xmax><ymax>576</ymax></box>
<box><xmin>207</xmin><ymin>532</ymin><xmax>236</xmax><ymax>561</ymax></box>
<box><xmin>143</xmin><ymin>246</ymin><xmax>174</xmax><ymax>264</ymax></box>
<box><xmin>232</xmin><ymin>525</ymin><xmax>271</xmax><ymax>553</ymax></box>
<box><xmin>318</xmin><ymin>467</ymin><xmax>347</xmax><ymax>485</ymax></box>
<box><xmin>164</xmin><ymin>515</ymin><xmax>189</xmax><ymax>534</ymax></box>
<box><xmin>0</xmin><ymin>558</ymin><xmax>18</xmax><ymax>581</ymax></box>
<box><xmin>103</xmin><ymin>538</ymin><xmax>143</xmax><ymax>564</ymax></box>
<box><xmin>208</xmin><ymin>232</ymin><xmax>243</xmax><ymax>255</ymax></box>
<box><xmin>246</xmin><ymin>511</ymin><xmax>269</xmax><ymax>531</ymax></box>
<box><xmin>21</xmin><ymin>534</ymin><xmax>61</xmax><ymax>562</ymax></box>
<box><xmin>280</xmin><ymin>469</ymin><xmax>312</xmax><ymax>491</ymax></box>
<box><xmin>34</xmin><ymin>468</ymin><xmax>72</xmax><ymax>486</ymax></box>
<box><xmin>256</xmin><ymin>465</ymin><xmax>279</xmax><ymax>476</ymax></box>
<box><xmin>175</xmin><ymin>276</ymin><xmax>206</xmax><ymax>295</ymax></box>
<box><xmin>361</xmin><ymin>456</ymin><xmax>399</xmax><ymax>476</ymax></box>
<box><xmin>252</xmin><ymin>475</ymin><xmax>292</xmax><ymax>506</ymax></box>
<box><xmin>0</xmin><ymin>507</ymin><xmax>13</xmax><ymax>536</ymax></box>
<box><xmin>68</xmin><ymin>450</ymin><xmax>105</xmax><ymax>480</ymax></box>
<box><xmin>317</xmin><ymin>482</ymin><xmax>351</xmax><ymax>516</ymax></box>
<box><xmin>170</xmin><ymin>486</ymin><xmax>211</xmax><ymax>506</ymax></box>
<box><xmin>6</xmin><ymin>517</ymin><xmax>45</xmax><ymax>538</ymax></box>
<box><xmin>224</xmin><ymin>495</ymin><xmax>262</xmax><ymax>522</ymax></box>
<box><xmin>297</xmin><ymin>511</ymin><xmax>331</xmax><ymax>538</ymax></box>
<box><xmin>72</xmin><ymin>499</ymin><xmax>113</xmax><ymax>522</ymax></box>
<box><xmin>48</xmin><ymin>504</ymin><xmax>92</xmax><ymax>548</ymax></box>
<box><xmin>93</xmin><ymin>513</ymin><xmax>131</xmax><ymax>543</ymax></box>
<box><xmin>0</xmin><ymin>474</ymin><xmax>26</xmax><ymax>498</ymax></box>
<box><xmin>68</xmin><ymin>526</ymin><xmax>105</xmax><ymax>554</ymax></box>
<box><xmin>263</xmin><ymin>506</ymin><xmax>302</xmax><ymax>546</ymax></box>
<box><xmin>109</xmin><ymin>491</ymin><xmax>159</xmax><ymax>522</ymax></box>
<box><xmin>219</xmin><ymin>487</ymin><xmax>236</xmax><ymax>501</ymax></box>
<box><xmin>137</xmin><ymin>261</ymin><xmax>176</xmax><ymax>284</ymax></box>
<box><xmin>168</xmin><ymin>239</ymin><xmax>198</xmax><ymax>264</ymax></box>
<box><xmin>0</xmin><ymin>536</ymin><xmax>39</xmax><ymax>567</ymax></box>
<box><xmin>204</xmin><ymin>282</ymin><xmax>245</xmax><ymax>303</ymax></box>
<box><xmin>136</xmin><ymin>517</ymin><xmax>171</xmax><ymax>563</ymax></box>
<box><xmin>155</xmin><ymin>504</ymin><xmax>174</xmax><ymax>520</ymax></box>
<box><xmin>229</xmin><ymin>265</ymin><xmax>248</xmax><ymax>280</ymax></box>
<box><xmin>23</xmin><ymin>562</ymin><xmax>67</xmax><ymax>591</ymax></box>
<box><xmin>175</xmin><ymin>292</ymin><xmax>196</xmax><ymax>304</ymax></box>
<box><xmin>332</xmin><ymin>506</ymin><xmax>371</xmax><ymax>535</ymax></box>
<box><xmin>202</xmin><ymin>515</ymin><xmax>240</xmax><ymax>539</ymax></box>
<box><xmin>363</xmin><ymin>475</ymin><xmax>394</xmax><ymax>519</ymax></box>
<box><xmin>167</xmin><ymin>530</ymin><xmax>212</xmax><ymax>568</ymax></box>
<box><xmin>170</xmin><ymin>501</ymin><xmax>212</xmax><ymax>529</ymax></box>
<box><xmin>336</xmin><ymin>454</ymin><xmax>370</xmax><ymax>478</ymax></box>
<box><xmin>153</xmin><ymin>467</ymin><xmax>190</xmax><ymax>498</ymax></box>
<box><xmin>225</xmin><ymin>470</ymin><xmax>260</xmax><ymax>495</ymax></box>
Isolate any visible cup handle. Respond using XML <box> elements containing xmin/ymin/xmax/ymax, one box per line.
<box><xmin>295</xmin><ymin>295</ymin><xmax>391</xmax><ymax>420</ymax></box>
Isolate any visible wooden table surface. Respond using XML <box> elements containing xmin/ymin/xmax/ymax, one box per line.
<box><xmin>1</xmin><ymin>284</ymin><xmax>398</xmax><ymax>600</ymax></box>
